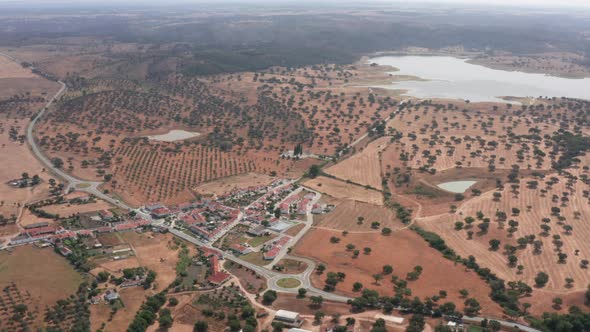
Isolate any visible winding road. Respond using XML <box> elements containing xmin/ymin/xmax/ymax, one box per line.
<box><xmin>20</xmin><ymin>70</ymin><xmax>148</xmax><ymax>217</ymax></box>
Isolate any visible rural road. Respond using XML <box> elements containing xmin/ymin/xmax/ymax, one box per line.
<box><xmin>3</xmin><ymin>51</ymin><xmax>149</xmax><ymax>217</ymax></box>
<box><xmin>26</xmin><ymin>82</ymin><xmax>139</xmax><ymax>213</ymax></box>
<box><xmin>8</xmin><ymin>52</ymin><xmax>540</xmax><ymax>332</ymax></box>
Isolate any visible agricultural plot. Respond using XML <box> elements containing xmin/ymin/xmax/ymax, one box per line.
<box><xmin>314</xmin><ymin>198</ymin><xmax>405</xmax><ymax>232</ymax></box>
<box><xmin>39</xmin><ymin>199</ymin><xmax>113</xmax><ymax>217</ymax></box>
<box><xmin>420</xmin><ymin>171</ymin><xmax>590</xmax><ymax>293</ymax></box>
<box><xmin>293</xmin><ymin>227</ymin><xmax>504</xmax><ymax>317</ymax></box>
<box><xmin>0</xmin><ymin>119</ymin><xmax>53</xmax><ymax>221</ymax></box>
<box><xmin>194</xmin><ymin>172</ymin><xmax>276</xmax><ymax>196</ymax></box>
<box><xmin>111</xmin><ymin>143</ymin><xmax>257</xmax><ymax>204</ymax></box>
<box><xmin>303</xmin><ymin>176</ymin><xmax>383</xmax><ymax>205</ymax></box>
<box><xmin>325</xmin><ymin>136</ymin><xmax>390</xmax><ymax>189</ymax></box>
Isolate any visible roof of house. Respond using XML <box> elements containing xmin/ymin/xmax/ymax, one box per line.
<box><xmin>230</xmin><ymin>243</ymin><xmax>248</xmax><ymax>253</ymax></box>
<box><xmin>27</xmin><ymin>226</ymin><xmax>57</xmax><ymax>236</ymax></box>
<box><xmin>151</xmin><ymin>207</ymin><xmax>170</xmax><ymax>215</ymax></box>
<box><xmin>207</xmin><ymin>271</ymin><xmax>230</xmax><ymax>284</ymax></box>
<box><xmin>99</xmin><ymin>210</ymin><xmax>114</xmax><ymax>217</ymax></box>
<box><xmin>275</xmin><ymin>310</ymin><xmax>300</xmax><ymax>320</ymax></box>
<box><xmin>264</xmin><ymin>246</ymin><xmax>280</xmax><ymax>259</ymax></box>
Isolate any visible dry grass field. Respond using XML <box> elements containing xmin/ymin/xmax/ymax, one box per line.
<box><xmin>194</xmin><ymin>172</ymin><xmax>276</xmax><ymax>196</ymax></box>
<box><xmin>120</xmin><ymin>232</ymin><xmax>180</xmax><ymax>291</ymax></box>
<box><xmin>314</xmin><ymin>198</ymin><xmax>405</xmax><ymax>232</ymax></box>
<box><xmin>303</xmin><ymin>176</ymin><xmax>383</xmax><ymax>205</ymax></box>
<box><xmin>0</xmin><ymin>245</ymin><xmax>83</xmax><ymax>328</ymax></box>
<box><xmin>0</xmin><ymin>102</ymin><xmax>57</xmax><ymax>223</ymax></box>
<box><xmin>293</xmin><ymin>228</ymin><xmax>504</xmax><ymax>317</ymax></box>
<box><xmin>90</xmin><ymin>286</ymin><xmax>147</xmax><ymax>332</ymax></box>
<box><xmin>0</xmin><ymin>56</ymin><xmax>36</xmax><ymax>79</ymax></box>
<box><xmin>39</xmin><ymin>199</ymin><xmax>113</xmax><ymax>217</ymax></box>
<box><xmin>325</xmin><ymin>136</ymin><xmax>389</xmax><ymax>189</ymax></box>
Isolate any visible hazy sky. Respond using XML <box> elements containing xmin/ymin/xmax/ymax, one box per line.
<box><xmin>1</xmin><ymin>0</ymin><xmax>590</xmax><ymax>8</ymax></box>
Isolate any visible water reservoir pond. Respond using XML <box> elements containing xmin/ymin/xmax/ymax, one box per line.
<box><xmin>146</xmin><ymin>130</ymin><xmax>201</xmax><ymax>142</ymax></box>
<box><xmin>367</xmin><ymin>56</ymin><xmax>590</xmax><ymax>102</ymax></box>
<box><xmin>437</xmin><ymin>180</ymin><xmax>477</xmax><ymax>193</ymax></box>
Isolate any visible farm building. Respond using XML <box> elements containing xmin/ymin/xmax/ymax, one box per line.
<box><xmin>273</xmin><ymin>310</ymin><xmax>302</xmax><ymax>327</ymax></box>
<box><xmin>104</xmin><ymin>289</ymin><xmax>120</xmax><ymax>301</ymax></box>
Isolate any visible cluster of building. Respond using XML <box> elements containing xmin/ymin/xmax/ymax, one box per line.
<box><xmin>8</xmin><ymin>219</ymin><xmax>151</xmax><ymax>247</ymax></box>
<box><xmin>176</xmin><ymin>201</ymin><xmax>240</xmax><ymax>241</ymax></box>
<box><xmin>242</xmin><ymin>182</ymin><xmax>298</xmax><ymax>223</ymax></box>
<box><xmin>217</xmin><ymin>184</ymin><xmax>270</xmax><ymax>206</ymax></box>
<box><xmin>91</xmin><ymin>289</ymin><xmax>120</xmax><ymax>304</ymax></box>
<box><xmin>262</xmin><ymin>235</ymin><xmax>291</xmax><ymax>261</ymax></box>
<box><xmin>144</xmin><ymin>180</ymin><xmax>305</xmax><ymax>245</ymax></box>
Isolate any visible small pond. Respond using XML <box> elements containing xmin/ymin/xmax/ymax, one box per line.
<box><xmin>437</xmin><ymin>180</ymin><xmax>477</xmax><ymax>193</ymax></box>
<box><xmin>146</xmin><ymin>130</ymin><xmax>201</xmax><ymax>142</ymax></box>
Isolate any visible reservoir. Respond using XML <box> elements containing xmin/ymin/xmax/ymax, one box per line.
<box><xmin>367</xmin><ymin>56</ymin><xmax>590</xmax><ymax>102</ymax></box>
<box><xmin>146</xmin><ymin>130</ymin><xmax>201</xmax><ymax>142</ymax></box>
<box><xmin>437</xmin><ymin>180</ymin><xmax>477</xmax><ymax>193</ymax></box>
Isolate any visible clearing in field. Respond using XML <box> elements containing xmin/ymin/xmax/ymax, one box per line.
<box><xmin>303</xmin><ymin>176</ymin><xmax>383</xmax><ymax>205</ymax></box>
<box><xmin>325</xmin><ymin>136</ymin><xmax>390</xmax><ymax>190</ymax></box>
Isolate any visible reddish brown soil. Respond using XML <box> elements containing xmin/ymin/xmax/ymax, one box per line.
<box><xmin>294</xmin><ymin>228</ymin><xmax>504</xmax><ymax>318</ymax></box>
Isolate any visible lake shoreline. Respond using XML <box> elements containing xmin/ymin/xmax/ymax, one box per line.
<box><xmin>365</xmin><ymin>55</ymin><xmax>590</xmax><ymax>102</ymax></box>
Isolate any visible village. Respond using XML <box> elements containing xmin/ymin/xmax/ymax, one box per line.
<box><xmin>0</xmin><ymin>177</ymin><xmax>340</xmax><ymax>328</ymax></box>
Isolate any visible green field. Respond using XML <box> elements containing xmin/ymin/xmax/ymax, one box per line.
<box><xmin>276</xmin><ymin>278</ymin><xmax>301</xmax><ymax>288</ymax></box>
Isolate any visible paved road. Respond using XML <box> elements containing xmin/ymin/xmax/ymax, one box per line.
<box><xmin>462</xmin><ymin>316</ymin><xmax>540</xmax><ymax>332</ymax></box>
<box><xmin>5</xmin><ymin>52</ymin><xmax>148</xmax><ymax>217</ymax></box>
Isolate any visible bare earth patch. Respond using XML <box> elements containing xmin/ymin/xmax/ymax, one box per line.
<box><xmin>303</xmin><ymin>176</ymin><xmax>383</xmax><ymax>205</ymax></box>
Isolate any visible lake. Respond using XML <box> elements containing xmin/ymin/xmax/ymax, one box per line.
<box><xmin>146</xmin><ymin>130</ymin><xmax>201</xmax><ymax>142</ymax></box>
<box><xmin>437</xmin><ymin>180</ymin><xmax>477</xmax><ymax>193</ymax></box>
<box><xmin>367</xmin><ymin>56</ymin><xmax>590</xmax><ymax>102</ymax></box>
